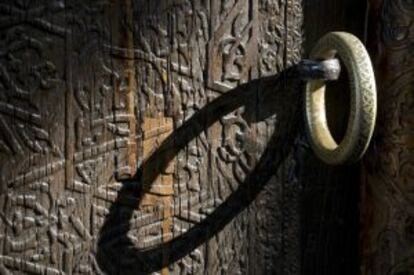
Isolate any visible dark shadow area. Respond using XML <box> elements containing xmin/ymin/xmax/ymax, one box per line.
<box><xmin>325</xmin><ymin>57</ymin><xmax>351</xmax><ymax>143</ymax></box>
<box><xmin>96</xmin><ymin>67</ymin><xmax>303</xmax><ymax>274</ymax></box>
<box><xmin>301</xmin><ymin>1</ymin><xmax>365</xmax><ymax>274</ymax></box>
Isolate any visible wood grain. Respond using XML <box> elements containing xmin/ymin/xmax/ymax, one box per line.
<box><xmin>360</xmin><ymin>0</ymin><xmax>414</xmax><ymax>274</ymax></box>
<box><xmin>0</xmin><ymin>1</ymin><xmax>303</xmax><ymax>274</ymax></box>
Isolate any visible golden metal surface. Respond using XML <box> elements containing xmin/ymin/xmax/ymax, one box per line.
<box><xmin>304</xmin><ymin>32</ymin><xmax>377</xmax><ymax>165</ymax></box>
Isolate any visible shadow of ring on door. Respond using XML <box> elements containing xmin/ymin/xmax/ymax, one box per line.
<box><xmin>96</xmin><ymin>66</ymin><xmax>303</xmax><ymax>274</ymax></box>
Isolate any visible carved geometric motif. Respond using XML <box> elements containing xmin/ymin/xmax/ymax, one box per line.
<box><xmin>0</xmin><ymin>0</ymin><xmax>304</xmax><ymax>274</ymax></box>
<box><xmin>208</xmin><ymin>0</ymin><xmax>259</xmax><ymax>92</ymax></box>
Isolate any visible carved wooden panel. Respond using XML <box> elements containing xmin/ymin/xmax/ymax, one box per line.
<box><xmin>361</xmin><ymin>0</ymin><xmax>414</xmax><ymax>274</ymax></box>
<box><xmin>0</xmin><ymin>0</ymin><xmax>305</xmax><ymax>274</ymax></box>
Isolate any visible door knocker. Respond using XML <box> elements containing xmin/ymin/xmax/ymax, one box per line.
<box><xmin>300</xmin><ymin>32</ymin><xmax>377</xmax><ymax>165</ymax></box>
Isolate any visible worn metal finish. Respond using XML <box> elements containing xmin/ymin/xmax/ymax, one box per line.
<box><xmin>301</xmin><ymin>1</ymin><xmax>367</xmax><ymax>274</ymax></box>
<box><xmin>0</xmin><ymin>0</ymin><xmax>304</xmax><ymax>274</ymax></box>
<box><xmin>304</xmin><ymin>32</ymin><xmax>377</xmax><ymax>165</ymax></box>
<box><xmin>297</xmin><ymin>58</ymin><xmax>341</xmax><ymax>81</ymax></box>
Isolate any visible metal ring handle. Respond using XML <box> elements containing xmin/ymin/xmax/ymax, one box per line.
<box><xmin>304</xmin><ymin>32</ymin><xmax>377</xmax><ymax>165</ymax></box>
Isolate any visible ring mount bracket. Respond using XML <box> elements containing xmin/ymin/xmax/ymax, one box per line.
<box><xmin>297</xmin><ymin>58</ymin><xmax>341</xmax><ymax>81</ymax></box>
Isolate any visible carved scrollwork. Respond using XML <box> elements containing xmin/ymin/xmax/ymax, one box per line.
<box><xmin>0</xmin><ymin>0</ymin><xmax>304</xmax><ymax>274</ymax></box>
<box><xmin>361</xmin><ymin>0</ymin><xmax>414</xmax><ymax>274</ymax></box>
<box><xmin>0</xmin><ymin>28</ymin><xmax>61</xmax><ymax>157</ymax></box>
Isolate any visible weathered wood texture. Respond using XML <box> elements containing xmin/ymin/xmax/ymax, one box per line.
<box><xmin>0</xmin><ymin>0</ymin><xmax>305</xmax><ymax>274</ymax></box>
<box><xmin>301</xmin><ymin>0</ymin><xmax>367</xmax><ymax>274</ymax></box>
<box><xmin>360</xmin><ymin>0</ymin><xmax>414</xmax><ymax>274</ymax></box>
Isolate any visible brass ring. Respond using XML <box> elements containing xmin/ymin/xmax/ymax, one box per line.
<box><xmin>304</xmin><ymin>32</ymin><xmax>377</xmax><ymax>165</ymax></box>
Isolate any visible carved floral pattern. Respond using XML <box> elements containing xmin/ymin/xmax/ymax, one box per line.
<box><xmin>361</xmin><ymin>0</ymin><xmax>414</xmax><ymax>274</ymax></box>
<box><xmin>0</xmin><ymin>0</ymin><xmax>303</xmax><ymax>274</ymax></box>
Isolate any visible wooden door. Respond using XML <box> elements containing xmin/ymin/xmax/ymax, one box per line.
<box><xmin>360</xmin><ymin>1</ymin><xmax>414</xmax><ymax>274</ymax></box>
<box><xmin>0</xmin><ymin>0</ymin><xmax>371</xmax><ymax>274</ymax></box>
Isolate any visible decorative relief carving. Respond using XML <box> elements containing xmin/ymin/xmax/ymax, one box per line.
<box><xmin>0</xmin><ymin>0</ymin><xmax>303</xmax><ymax>274</ymax></box>
<box><xmin>0</xmin><ymin>28</ymin><xmax>61</xmax><ymax>157</ymax></box>
<box><xmin>208</xmin><ymin>0</ymin><xmax>259</xmax><ymax>92</ymax></box>
<box><xmin>361</xmin><ymin>0</ymin><xmax>414</xmax><ymax>274</ymax></box>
